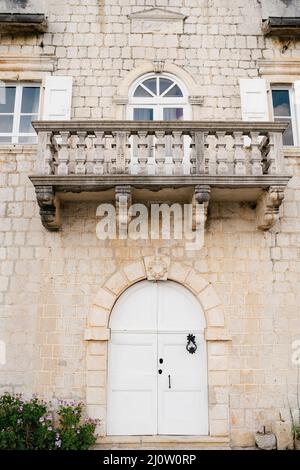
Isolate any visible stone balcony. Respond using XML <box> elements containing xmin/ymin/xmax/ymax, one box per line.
<box><xmin>29</xmin><ymin>120</ymin><xmax>290</xmax><ymax>231</ymax></box>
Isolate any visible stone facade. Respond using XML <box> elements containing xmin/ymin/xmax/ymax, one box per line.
<box><xmin>0</xmin><ymin>0</ymin><xmax>300</xmax><ymax>448</ymax></box>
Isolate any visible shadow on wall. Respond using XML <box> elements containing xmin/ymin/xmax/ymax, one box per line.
<box><xmin>261</xmin><ymin>0</ymin><xmax>300</xmax><ymax>18</ymax></box>
<box><xmin>0</xmin><ymin>0</ymin><xmax>46</xmax><ymax>13</ymax></box>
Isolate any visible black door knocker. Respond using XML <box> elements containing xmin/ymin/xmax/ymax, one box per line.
<box><xmin>186</xmin><ymin>334</ymin><xmax>197</xmax><ymax>354</ymax></box>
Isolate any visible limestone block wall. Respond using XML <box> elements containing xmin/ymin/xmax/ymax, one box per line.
<box><xmin>0</xmin><ymin>0</ymin><xmax>300</xmax><ymax>119</ymax></box>
<box><xmin>1</xmin><ymin>146</ymin><xmax>300</xmax><ymax>444</ymax></box>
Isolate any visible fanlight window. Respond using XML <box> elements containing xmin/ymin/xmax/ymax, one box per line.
<box><xmin>134</xmin><ymin>77</ymin><xmax>183</xmax><ymax>98</ymax></box>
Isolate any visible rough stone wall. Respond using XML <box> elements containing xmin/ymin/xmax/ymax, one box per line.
<box><xmin>0</xmin><ymin>0</ymin><xmax>300</xmax><ymax>447</ymax></box>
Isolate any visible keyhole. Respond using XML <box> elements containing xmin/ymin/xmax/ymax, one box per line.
<box><xmin>158</xmin><ymin>369</ymin><xmax>162</xmax><ymax>374</ymax></box>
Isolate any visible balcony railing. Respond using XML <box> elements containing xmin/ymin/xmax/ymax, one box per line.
<box><xmin>33</xmin><ymin>120</ymin><xmax>287</xmax><ymax>177</ymax></box>
<box><xmin>30</xmin><ymin>120</ymin><xmax>290</xmax><ymax>231</ymax></box>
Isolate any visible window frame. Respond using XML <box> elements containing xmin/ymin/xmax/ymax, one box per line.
<box><xmin>270</xmin><ymin>83</ymin><xmax>298</xmax><ymax>147</ymax></box>
<box><xmin>0</xmin><ymin>81</ymin><xmax>41</xmax><ymax>145</ymax></box>
<box><xmin>127</xmin><ymin>73</ymin><xmax>190</xmax><ymax>120</ymax></box>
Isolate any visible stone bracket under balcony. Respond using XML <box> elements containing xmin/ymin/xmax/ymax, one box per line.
<box><xmin>29</xmin><ymin>175</ymin><xmax>290</xmax><ymax>232</ymax></box>
<box><xmin>29</xmin><ymin>120</ymin><xmax>291</xmax><ymax>232</ymax></box>
<box><xmin>262</xmin><ymin>17</ymin><xmax>300</xmax><ymax>37</ymax></box>
<box><xmin>0</xmin><ymin>13</ymin><xmax>48</xmax><ymax>33</ymax></box>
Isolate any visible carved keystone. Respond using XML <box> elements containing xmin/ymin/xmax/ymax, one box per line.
<box><xmin>144</xmin><ymin>255</ymin><xmax>170</xmax><ymax>281</ymax></box>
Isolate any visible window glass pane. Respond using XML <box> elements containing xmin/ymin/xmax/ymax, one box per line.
<box><xmin>19</xmin><ymin>115</ymin><xmax>36</xmax><ymax>133</ymax></box>
<box><xmin>18</xmin><ymin>136</ymin><xmax>37</xmax><ymax>144</ymax></box>
<box><xmin>134</xmin><ymin>85</ymin><xmax>152</xmax><ymax>97</ymax></box>
<box><xmin>272</xmin><ymin>90</ymin><xmax>291</xmax><ymax>117</ymax></box>
<box><xmin>142</xmin><ymin>78</ymin><xmax>157</xmax><ymax>95</ymax></box>
<box><xmin>275</xmin><ymin>117</ymin><xmax>294</xmax><ymax>146</ymax></box>
<box><xmin>0</xmin><ymin>115</ymin><xmax>14</xmax><ymax>132</ymax></box>
<box><xmin>21</xmin><ymin>87</ymin><xmax>40</xmax><ymax>113</ymax></box>
<box><xmin>0</xmin><ymin>86</ymin><xmax>16</xmax><ymax>113</ymax></box>
<box><xmin>164</xmin><ymin>84</ymin><xmax>183</xmax><ymax>97</ymax></box>
<box><xmin>163</xmin><ymin>108</ymin><xmax>183</xmax><ymax>121</ymax></box>
<box><xmin>159</xmin><ymin>78</ymin><xmax>174</xmax><ymax>95</ymax></box>
<box><xmin>133</xmin><ymin>108</ymin><xmax>154</xmax><ymax>120</ymax></box>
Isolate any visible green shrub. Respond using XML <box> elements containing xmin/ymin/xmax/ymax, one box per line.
<box><xmin>0</xmin><ymin>393</ymin><xmax>98</xmax><ymax>450</ymax></box>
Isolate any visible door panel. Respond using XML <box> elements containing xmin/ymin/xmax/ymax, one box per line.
<box><xmin>109</xmin><ymin>280</ymin><xmax>157</xmax><ymax>332</ymax></box>
<box><xmin>157</xmin><ymin>333</ymin><xmax>208</xmax><ymax>435</ymax></box>
<box><xmin>107</xmin><ymin>333</ymin><xmax>157</xmax><ymax>435</ymax></box>
<box><xmin>157</xmin><ymin>282</ymin><xmax>206</xmax><ymax>332</ymax></box>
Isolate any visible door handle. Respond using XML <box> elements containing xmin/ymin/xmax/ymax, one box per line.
<box><xmin>168</xmin><ymin>375</ymin><xmax>171</xmax><ymax>389</ymax></box>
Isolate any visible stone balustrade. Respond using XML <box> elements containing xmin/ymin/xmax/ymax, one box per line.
<box><xmin>30</xmin><ymin>120</ymin><xmax>290</xmax><ymax>231</ymax></box>
<box><xmin>33</xmin><ymin>120</ymin><xmax>287</xmax><ymax>177</ymax></box>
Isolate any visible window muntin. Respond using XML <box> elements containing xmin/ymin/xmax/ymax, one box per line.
<box><xmin>0</xmin><ymin>83</ymin><xmax>40</xmax><ymax>144</ymax></box>
<box><xmin>133</xmin><ymin>76</ymin><xmax>183</xmax><ymax>99</ymax></box>
<box><xmin>129</xmin><ymin>74</ymin><xmax>188</xmax><ymax>122</ymax></box>
<box><xmin>271</xmin><ymin>86</ymin><xmax>296</xmax><ymax>146</ymax></box>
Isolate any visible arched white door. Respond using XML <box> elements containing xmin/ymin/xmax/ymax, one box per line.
<box><xmin>107</xmin><ymin>281</ymin><xmax>208</xmax><ymax>436</ymax></box>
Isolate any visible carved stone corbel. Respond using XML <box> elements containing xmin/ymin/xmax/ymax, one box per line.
<box><xmin>35</xmin><ymin>186</ymin><xmax>61</xmax><ymax>231</ymax></box>
<box><xmin>115</xmin><ymin>185</ymin><xmax>131</xmax><ymax>238</ymax></box>
<box><xmin>256</xmin><ymin>185</ymin><xmax>285</xmax><ymax>231</ymax></box>
<box><xmin>192</xmin><ymin>184</ymin><xmax>211</xmax><ymax>230</ymax></box>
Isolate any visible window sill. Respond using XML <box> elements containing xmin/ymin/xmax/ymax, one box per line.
<box><xmin>0</xmin><ymin>144</ymin><xmax>37</xmax><ymax>154</ymax></box>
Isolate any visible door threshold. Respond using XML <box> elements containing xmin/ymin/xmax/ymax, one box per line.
<box><xmin>96</xmin><ymin>435</ymin><xmax>230</xmax><ymax>450</ymax></box>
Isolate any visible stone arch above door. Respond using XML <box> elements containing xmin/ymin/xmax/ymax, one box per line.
<box><xmin>113</xmin><ymin>61</ymin><xmax>203</xmax><ymax>119</ymax></box>
<box><xmin>84</xmin><ymin>258</ymin><xmax>231</xmax><ymax>439</ymax></box>
<box><xmin>85</xmin><ymin>258</ymin><xmax>231</xmax><ymax>342</ymax></box>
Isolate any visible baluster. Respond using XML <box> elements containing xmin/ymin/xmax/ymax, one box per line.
<box><xmin>194</xmin><ymin>131</ymin><xmax>205</xmax><ymax>174</ymax></box>
<box><xmin>137</xmin><ymin>131</ymin><xmax>149</xmax><ymax>175</ymax></box>
<box><xmin>110</xmin><ymin>133</ymin><xmax>117</xmax><ymax>174</ymax></box>
<box><xmin>266</xmin><ymin>132</ymin><xmax>276</xmax><ymax>175</ymax></box>
<box><xmin>36</xmin><ymin>131</ymin><xmax>53</xmax><ymax>175</ymax></box>
<box><xmin>216</xmin><ymin>131</ymin><xmax>229</xmax><ymax>175</ymax></box>
<box><xmin>124</xmin><ymin>132</ymin><xmax>131</xmax><ymax>174</ymax></box>
<box><xmin>233</xmin><ymin>131</ymin><xmax>246</xmax><ymax>175</ymax></box>
<box><xmin>155</xmin><ymin>130</ymin><xmax>166</xmax><ymax>175</ymax></box>
<box><xmin>204</xmin><ymin>138</ymin><xmax>209</xmax><ymax>174</ymax></box>
<box><xmin>189</xmin><ymin>132</ymin><xmax>196</xmax><ymax>175</ymax></box>
<box><xmin>93</xmin><ymin>131</ymin><xmax>105</xmax><ymax>175</ymax></box>
<box><xmin>250</xmin><ymin>131</ymin><xmax>263</xmax><ymax>176</ymax></box>
<box><xmin>206</xmin><ymin>134</ymin><xmax>217</xmax><ymax>175</ymax></box>
<box><xmin>172</xmin><ymin>131</ymin><xmax>184</xmax><ymax>175</ymax></box>
<box><xmin>75</xmin><ymin>131</ymin><xmax>87</xmax><ymax>174</ymax></box>
<box><xmin>267</xmin><ymin>131</ymin><xmax>283</xmax><ymax>175</ymax></box>
<box><xmin>57</xmin><ymin>131</ymin><xmax>70</xmax><ymax>175</ymax></box>
<box><xmin>45</xmin><ymin>132</ymin><xmax>55</xmax><ymax>175</ymax></box>
<box><xmin>115</xmin><ymin>131</ymin><xmax>129</xmax><ymax>174</ymax></box>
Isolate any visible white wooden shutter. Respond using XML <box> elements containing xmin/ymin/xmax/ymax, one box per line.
<box><xmin>239</xmin><ymin>79</ymin><xmax>269</xmax><ymax>121</ymax></box>
<box><xmin>294</xmin><ymin>81</ymin><xmax>300</xmax><ymax>146</ymax></box>
<box><xmin>43</xmin><ymin>76</ymin><xmax>73</xmax><ymax>120</ymax></box>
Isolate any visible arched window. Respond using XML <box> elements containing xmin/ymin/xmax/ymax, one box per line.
<box><xmin>128</xmin><ymin>73</ymin><xmax>190</xmax><ymax>121</ymax></box>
